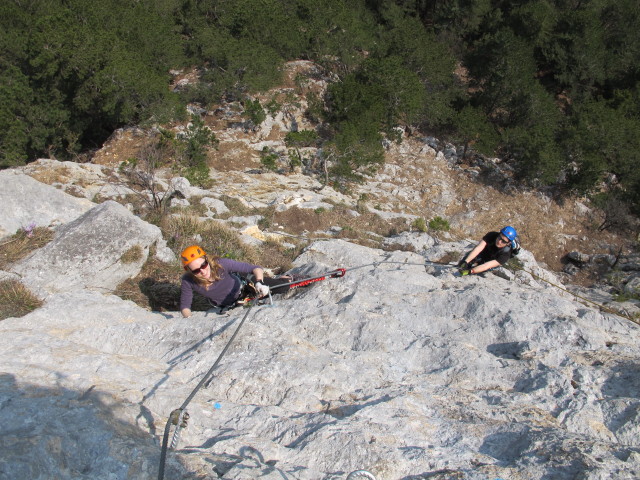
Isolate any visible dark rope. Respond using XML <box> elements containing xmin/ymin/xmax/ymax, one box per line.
<box><xmin>157</xmin><ymin>258</ymin><xmax>455</xmax><ymax>478</ymax></box>
<box><xmin>158</xmin><ymin>299</ymin><xmax>258</xmax><ymax>480</ymax></box>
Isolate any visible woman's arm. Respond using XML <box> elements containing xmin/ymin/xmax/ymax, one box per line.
<box><xmin>465</xmin><ymin>240</ymin><xmax>486</xmax><ymax>264</ymax></box>
<box><xmin>470</xmin><ymin>259</ymin><xmax>500</xmax><ymax>274</ymax></box>
<box><xmin>252</xmin><ymin>267</ymin><xmax>264</xmax><ymax>282</ymax></box>
<box><xmin>180</xmin><ymin>276</ymin><xmax>194</xmax><ymax>315</ymax></box>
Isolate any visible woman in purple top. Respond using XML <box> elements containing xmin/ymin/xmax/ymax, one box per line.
<box><xmin>179</xmin><ymin>245</ymin><xmax>292</xmax><ymax>317</ymax></box>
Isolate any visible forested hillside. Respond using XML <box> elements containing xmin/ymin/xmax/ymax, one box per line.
<box><xmin>2</xmin><ymin>0</ymin><xmax>639</xmax><ymax>217</ymax></box>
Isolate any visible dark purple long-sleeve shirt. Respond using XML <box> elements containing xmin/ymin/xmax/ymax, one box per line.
<box><xmin>180</xmin><ymin>258</ymin><xmax>260</xmax><ymax>310</ymax></box>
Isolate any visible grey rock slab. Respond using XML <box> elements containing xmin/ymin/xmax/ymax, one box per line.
<box><xmin>624</xmin><ymin>275</ymin><xmax>640</xmax><ymax>296</ymax></box>
<box><xmin>11</xmin><ymin>200</ymin><xmax>162</xmax><ymax>296</ymax></box>
<box><xmin>382</xmin><ymin>231</ymin><xmax>436</xmax><ymax>252</ymax></box>
<box><xmin>1</xmin><ymin>240</ymin><xmax>639</xmax><ymax>479</ymax></box>
<box><xmin>201</xmin><ymin>196</ymin><xmax>230</xmax><ymax>215</ymax></box>
<box><xmin>0</xmin><ymin>169</ymin><xmax>94</xmax><ymax>239</ymax></box>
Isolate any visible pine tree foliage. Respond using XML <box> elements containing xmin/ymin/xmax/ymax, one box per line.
<box><xmin>1</xmin><ymin>0</ymin><xmax>638</xmax><ymax>214</ymax></box>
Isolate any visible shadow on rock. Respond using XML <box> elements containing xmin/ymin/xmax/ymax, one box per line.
<box><xmin>601</xmin><ymin>361</ymin><xmax>640</xmax><ymax>399</ymax></box>
<box><xmin>479</xmin><ymin>427</ymin><xmax>531</xmax><ymax>463</ymax></box>
<box><xmin>139</xmin><ymin>277</ymin><xmax>211</xmax><ymax>312</ymax></box>
<box><xmin>0</xmin><ymin>372</ymin><xmax>190</xmax><ymax>480</ymax></box>
<box><xmin>487</xmin><ymin>341</ymin><xmax>530</xmax><ymax>360</ymax></box>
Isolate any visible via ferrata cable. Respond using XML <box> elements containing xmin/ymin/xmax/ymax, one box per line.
<box><xmin>509</xmin><ymin>263</ymin><xmax>639</xmax><ymax>325</ymax></box>
<box><xmin>158</xmin><ymin>298</ymin><xmax>258</xmax><ymax>480</ymax></box>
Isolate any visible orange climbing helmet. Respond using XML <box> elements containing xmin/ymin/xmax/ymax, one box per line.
<box><xmin>180</xmin><ymin>245</ymin><xmax>207</xmax><ymax>266</ymax></box>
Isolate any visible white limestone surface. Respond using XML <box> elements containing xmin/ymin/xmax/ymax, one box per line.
<box><xmin>1</xmin><ymin>240</ymin><xmax>638</xmax><ymax>479</ymax></box>
<box><xmin>0</xmin><ymin>169</ymin><xmax>94</xmax><ymax>239</ymax></box>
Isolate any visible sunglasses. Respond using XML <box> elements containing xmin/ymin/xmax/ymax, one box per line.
<box><xmin>497</xmin><ymin>235</ymin><xmax>510</xmax><ymax>244</ymax></box>
<box><xmin>190</xmin><ymin>259</ymin><xmax>209</xmax><ymax>275</ymax></box>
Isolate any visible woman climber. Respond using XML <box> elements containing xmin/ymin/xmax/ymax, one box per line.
<box><xmin>179</xmin><ymin>245</ymin><xmax>294</xmax><ymax>317</ymax></box>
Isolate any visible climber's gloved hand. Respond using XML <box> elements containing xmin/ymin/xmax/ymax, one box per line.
<box><xmin>457</xmin><ymin>260</ymin><xmax>469</xmax><ymax>270</ymax></box>
<box><xmin>255</xmin><ymin>281</ymin><xmax>270</xmax><ymax>297</ymax></box>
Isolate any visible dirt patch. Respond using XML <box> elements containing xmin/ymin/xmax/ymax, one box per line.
<box><xmin>271</xmin><ymin>205</ymin><xmax>407</xmax><ymax>244</ymax></box>
<box><xmin>209</xmin><ymin>140</ymin><xmax>260</xmax><ymax>172</ymax></box>
<box><xmin>91</xmin><ymin>128</ymin><xmax>152</xmax><ymax>167</ymax></box>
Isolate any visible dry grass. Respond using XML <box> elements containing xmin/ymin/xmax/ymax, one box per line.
<box><xmin>161</xmin><ymin>214</ymin><xmax>256</xmax><ymax>261</ymax></box>
<box><xmin>0</xmin><ymin>227</ymin><xmax>55</xmax><ymax>269</ymax></box>
<box><xmin>270</xmin><ymin>205</ymin><xmax>409</xmax><ymax>247</ymax></box>
<box><xmin>217</xmin><ymin>195</ymin><xmax>256</xmax><ymax>217</ymax></box>
<box><xmin>253</xmin><ymin>239</ymin><xmax>304</xmax><ymax>274</ymax></box>
<box><xmin>115</xmin><ymin>256</ymin><xmax>184</xmax><ymax>309</ymax></box>
<box><xmin>120</xmin><ymin>245</ymin><xmax>144</xmax><ymax>264</ymax></box>
<box><xmin>160</xmin><ymin>213</ymin><xmax>306</xmax><ymax>272</ymax></box>
<box><xmin>29</xmin><ymin>165</ymin><xmax>73</xmax><ymax>185</ymax></box>
<box><xmin>0</xmin><ymin>280</ymin><xmax>43</xmax><ymax>320</ymax></box>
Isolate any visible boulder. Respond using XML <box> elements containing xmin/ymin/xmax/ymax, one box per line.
<box><xmin>11</xmin><ymin>201</ymin><xmax>162</xmax><ymax>296</ymax></box>
<box><xmin>0</xmin><ymin>169</ymin><xmax>94</xmax><ymax>239</ymax></box>
<box><xmin>567</xmin><ymin>251</ymin><xmax>591</xmax><ymax>264</ymax></box>
<box><xmin>201</xmin><ymin>197</ymin><xmax>230</xmax><ymax>215</ymax></box>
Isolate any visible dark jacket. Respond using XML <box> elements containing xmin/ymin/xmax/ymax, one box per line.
<box><xmin>476</xmin><ymin>231</ymin><xmax>512</xmax><ymax>266</ymax></box>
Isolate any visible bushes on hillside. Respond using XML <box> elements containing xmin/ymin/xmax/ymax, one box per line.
<box><xmin>2</xmin><ymin>0</ymin><xmax>639</xmax><ymax>216</ymax></box>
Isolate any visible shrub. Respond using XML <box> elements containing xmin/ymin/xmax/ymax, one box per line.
<box><xmin>183</xmin><ymin>163</ymin><xmax>211</xmax><ymax>188</ymax></box>
<box><xmin>120</xmin><ymin>245</ymin><xmax>144</xmax><ymax>264</ymax></box>
<box><xmin>284</xmin><ymin>130</ymin><xmax>318</xmax><ymax>148</ymax></box>
<box><xmin>428</xmin><ymin>216</ymin><xmax>450</xmax><ymax>232</ymax></box>
<box><xmin>260</xmin><ymin>147</ymin><xmax>279</xmax><ymax>171</ymax></box>
<box><xmin>412</xmin><ymin>218</ymin><xmax>428</xmax><ymax>232</ymax></box>
<box><xmin>243</xmin><ymin>98</ymin><xmax>266</xmax><ymax>127</ymax></box>
<box><xmin>266</xmin><ymin>98</ymin><xmax>281</xmax><ymax>116</ymax></box>
<box><xmin>287</xmin><ymin>149</ymin><xmax>303</xmax><ymax>171</ymax></box>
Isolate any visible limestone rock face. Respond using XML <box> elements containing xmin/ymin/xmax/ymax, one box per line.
<box><xmin>11</xmin><ymin>200</ymin><xmax>162</xmax><ymax>296</ymax></box>
<box><xmin>0</xmin><ymin>169</ymin><xmax>94</xmax><ymax>239</ymax></box>
<box><xmin>1</xmin><ymin>239</ymin><xmax>639</xmax><ymax>479</ymax></box>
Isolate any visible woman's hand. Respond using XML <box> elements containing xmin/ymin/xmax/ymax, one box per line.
<box><xmin>181</xmin><ymin>308</ymin><xmax>192</xmax><ymax>318</ymax></box>
<box><xmin>255</xmin><ymin>282</ymin><xmax>270</xmax><ymax>297</ymax></box>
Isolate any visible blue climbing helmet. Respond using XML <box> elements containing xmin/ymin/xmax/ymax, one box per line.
<box><xmin>500</xmin><ymin>226</ymin><xmax>517</xmax><ymax>242</ymax></box>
